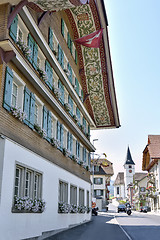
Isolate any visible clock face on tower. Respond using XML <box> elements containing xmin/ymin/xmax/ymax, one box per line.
<box><xmin>129</xmin><ymin>170</ymin><xmax>132</xmax><ymax>173</ymax></box>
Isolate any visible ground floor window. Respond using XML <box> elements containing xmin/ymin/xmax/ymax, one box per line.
<box><xmin>13</xmin><ymin>164</ymin><xmax>45</xmax><ymax>213</ymax></box>
<box><xmin>58</xmin><ymin>181</ymin><xmax>69</xmax><ymax>213</ymax></box>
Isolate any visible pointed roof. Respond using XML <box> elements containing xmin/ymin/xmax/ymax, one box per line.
<box><xmin>124</xmin><ymin>146</ymin><xmax>135</xmax><ymax>165</ymax></box>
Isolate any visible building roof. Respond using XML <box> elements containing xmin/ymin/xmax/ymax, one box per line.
<box><xmin>142</xmin><ymin>135</ymin><xmax>160</xmax><ymax>170</ymax></box>
<box><xmin>124</xmin><ymin>146</ymin><xmax>135</xmax><ymax>165</ymax></box>
<box><xmin>134</xmin><ymin>172</ymin><xmax>147</xmax><ymax>182</ymax></box>
<box><xmin>113</xmin><ymin>172</ymin><xmax>124</xmax><ymax>186</ymax></box>
<box><xmin>5</xmin><ymin>0</ymin><xmax>120</xmax><ymax>129</ymax></box>
<box><xmin>91</xmin><ymin>158</ymin><xmax>114</xmax><ymax>176</ymax></box>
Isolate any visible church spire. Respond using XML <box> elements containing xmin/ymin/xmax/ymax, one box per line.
<box><xmin>124</xmin><ymin>146</ymin><xmax>135</xmax><ymax>165</ymax></box>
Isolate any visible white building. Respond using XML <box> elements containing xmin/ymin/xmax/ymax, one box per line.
<box><xmin>142</xmin><ymin>135</ymin><xmax>160</xmax><ymax>212</ymax></box>
<box><xmin>0</xmin><ymin>0</ymin><xmax>120</xmax><ymax>239</ymax></box>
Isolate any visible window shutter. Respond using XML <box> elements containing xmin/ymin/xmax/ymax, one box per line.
<box><xmin>61</xmin><ymin>50</ymin><xmax>64</xmax><ymax>69</ymax></box>
<box><xmin>57</xmin><ymin>121</ymin><xmax>60</xmax><ymax>141</ymax></box>
<box><xmin>70</xmin><ymin>134</ymin><xmax>73</xmax><ymax>154</ymax></box>
<box><xmin>75</xmin><ymin>49</ymin><xmax>77</xmax><ymax>64</ymax></box>
<box><xmin>29</xmin><ymin>92</ymin><xmax>35</xmax><ymax>129</ymax></box>
<box><xmin>33</xmin><ymin>42</ymin><xmax>38</xmax><ymax>70</ymax></box>
<box><xmin>67</xmin><ymin>132</ymin><xmax>70</xmax><ymax>151</ymax></box>
<box><xmin>101</xmin><ymin>178</ymin><xmax>103</xmax><ymax>184</ymax></box>
<box><xmin>70</xmin><ymin>39</ymin><xmax>73</xmax><ymax>54</ymax></box>
<box><xmin>94</xmin><ymin>179</ymin><xmax>96</xmax><ymax>184</ymax></box>
<box><xmin>76</xmin><ymin>107</ymin><xmax>80</xmax><ymax>125</ymax></box>
<box><xmin>27</xmin><ymin>34</ymin><xmax>34</xmax><ymax>63</ymax></box>
<box><xmin>49</xmin><ymin>27</ymin><xmax>54</xmax><ymax>51</ymax></box>
<box><xmin>3</xmin><ymin>66</ymin><xmax>13</xmax><ymax>111</ymax></box>
<box><xmin>58</xmin><ymin>80</ymin><xmax>64</xmax><ymax>104</ymax></box>
<box><xmin>83</xmin><ymin>118</ymin><xmax>86</xmax><ymax>133</ymax></box>
<box><xmin>101</xmin><ymin>190</ymin><xmax>103</xmax><ymax>196</ymax></box>
<box><xmin>43</xmin><ymin>106</ymin><xmax>48</xmax><ymax>135</ymax></box>
<box><xmin>67</xmin><ymin>32</ymin><xmax>70</xmax><ymax>49</ymax></box>
<box><xmin>61</xmin><ymin>19</ymin><xmax>64</xmax><ymax>37</ymax></box>
<box><xmin>58</xmin><ymin>44</ymin><xmax>61</xmax><ymax>63</ymax></box>
<box><xmin>9</xmin><ymin>15</ymin><xmax>18</xmax><ymax>42</ymax></box>
<box><xmin>81</xmin><ymin>90</ymin><xmax>84</xmax><ymax>102</ymax></box>
<box><xmin>67</xmin><ymin>63</ymin><xmax>72</xmax><ymax>84</ymax></box>
<box><xmin>68</xmin><ymin>95</ymin><xmax>73</xmax><ymax>116</ymax></box>
<box><xmin>23</xmin><ymin>87</ymin><xmax>31</xmax><ymax>126</ymax></box>
<box><xmin>88</xmin><ymin>125</ymin><xmax>90</xmax><ymax>136</ymax></box>
<box><xmin>60</xmin><ymin>125</ymin><xmax>63</xmax><ymax>149</ymax></box>
<box><xmin>47</xmin><ymin>111</ymin><xmax>52</xmax><ymax>141</ymax></box>
<box><xmin>75</xmin><ymin>78</ymin><xmax>79</xmax><ymax>95</ymax></box>
<box><xmin>45</xmin><ymin>60</ymin><xmax>53</xmax><ymax>90</ymax></box>
<box><xmin>88</xmin><ymin>152</ymin><xmax>91</xmax><ymax>166</ymax></box>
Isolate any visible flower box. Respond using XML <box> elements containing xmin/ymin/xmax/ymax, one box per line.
<box><xmin>64</xmin><ymin>103</ymin><xmax>72</xmax><ymax>112</ymax></box>
<box><xmin>13</xmin><ymin>196</ymin><xmax>46</xmax><ymax>213</ymax></box>
<box><xmin>34</xmin><ymin>124</ymin><xmax>47</xmax><ymax>138</ymax></box>
<box><xmin>16</xmin><ymin>40</ymin><xmax>31</xmax><ymax>58</ymax></box>
<box><xmin>11</xmin><ymin>107</ymin><xmax>27</xmax><ymax>122</ymax></box>
<box><xmin>58</xmin><ymin>202</ymin><xmax>70</xmax><ymax>213</ymax></box>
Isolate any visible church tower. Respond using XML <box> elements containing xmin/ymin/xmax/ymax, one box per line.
<box><xmin>124</xmin><ymin>146</ymin><xmax>135</xmax><ymax>198</ymax></box>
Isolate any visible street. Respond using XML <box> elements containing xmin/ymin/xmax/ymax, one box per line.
<box><xmin>47</xmin><ymin>203</ymin><xmax>160</xmax><ymax>240</ymax></box>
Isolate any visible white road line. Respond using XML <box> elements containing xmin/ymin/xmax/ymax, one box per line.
<box><xmin>114</xmin><ymin>216</ymin><xmax>132</xmax><ymax>240</ymax></box>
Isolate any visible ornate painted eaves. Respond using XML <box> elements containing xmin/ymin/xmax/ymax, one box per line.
<box><xmin>65</xmin><ymin>0</ymin><xmax>120</xmax><ymax>128</ymax></box>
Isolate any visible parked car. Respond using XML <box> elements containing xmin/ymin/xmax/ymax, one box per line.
<box><xmin>140</xmin><ymin>206</ymin><xmax>150</xmax><ymax>213</ymax></box>
<box><xmin>117</xmin><ymin>204</ymin><xmax>126</xmax><ymax>213</ymax></box>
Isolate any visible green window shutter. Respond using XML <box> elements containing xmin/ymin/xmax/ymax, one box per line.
<box><xmin>67</xmin><ymin>132</ymin><xmax>70</xmax><ymax>151</ymax></box>
<box><xmin>58</xmin><ymin>80</ymin><xmax>64</xmax><ymax>104</ymax></box>
<box><xmin>29</xmin><ymin>92</ymin><xmax>35</xmax><ymax>129</ymax></box>
<box><xmin>33</xmin><ymin>42</ymin><xmax>38</xmax><ymax>70</ymax></box>
<box><xmin>68</xmin><ymin>95</ymin><xmax>73</xmax><ymax>116</ymax></box>
<box><xmin>9</xmin><ymin>15</ymin><xmax>18</xmax><ymax>42</ymax></box>
<box><xmin>57</xmin><ymin>121</ymin><xmax>60</xmax><ymax>142</ymax></box>
<box><xmin>58</xmin><ymin>44</ymin><xmax>64</xmax><ymax>68</ymax></box>
<box><xmin>94</xmin><ymin>179</ymin><xmax>96</xmax><ymax>184</ymax></box>
<box><xmin>83</xmin><ymin>148</ymin><xmax>86</xmax><ymax>162</ymax></box>
<box><xmin>70</xmin><ymin>39</ymin><xmax>73</xmax><ymax>54</ymax></box>
<box><xmin>76</xmin><ymin>107</ymin><xmax>80</xmax><ymax>126</ymax></box>
<box><xmin>27</xmin><ymin>34</ymin><xmax>34</xmax><ymax>63</ymax></box>
<box><xmin>61</xmin><ymin>50</ymin><xmax>64</xmax><ymax>69</ymax></box>
<box><xmin>101</xmin><ymin>190</ymin><xmax>103</xmax><ymax>196</ymax></box>
<box><xmin>58</xmin><ymin>44</ymin><xmax>61</xmax><ymax>63</ymax></box>
<box><xmin>88</xmin><ymin>125</ymin><xmax>90</xmax><ymax>135</ymax></box>
<box><xmin>67</xmin><ymin>63</ymin><xmax>72</xmax><ymax>84</ymax></box>
<box><xmin>45</xmin><ymin>60</ymin><xmax>53</xmax><ymax>90</ymax></box>
<box><xmin>61</xmin><ymin>19</ymin><xmax>64</xmax><ymax>37</ymax></box>
<box><xmin>76</xmin><ymin>141</ymin><xmax>80</xmax><ymax>158</ymax></box>
<box><xmin>101</xmin><ymin>178</ymin><xmax>103</xmax><ymax>184</ymax></box>
<box><xmin>70</xmin><ymin>134</ymin><xmax>72</xmax><ymax>154</ymax></box>
<box><xmin>75</xmin><ymin>49</ymin><xmax>77</xmax><ymax>64</ymax></box>
<box><xmin>83</xmin><ymin>118</ymin><xmax>86</xmax><ymax>133</ymax></box>
<box><xmin>60</xmin><ymin>125</ymin><xmax>63</xmax><ymax>149</ymax></box>
<box><xmin>43</xmin><ymin>106</ymin><xmax>48</xmax><ymax>135</ymax></box>
<box><xmin>67</xmin><ymin>32</ymin><xmax>70</xmax><ymax>49</ymax></box>
<box><xmin>47</xmin><ymin>111</ymin><xmax>52</xmax><ymax>141</ymax></box>
<box><xmin>49</xmin><ymin>27</ymin><xmax>54</xmax><ymax>51</ymax></box>
<box><xmin>3</xmin><ymin>66</ymin><xmax>13</xmax><ymax>111</ymax></box>
<box><xmin>75</xmin><ymin>78</ymin><xmax>79</xmax><ymax>95</ymax></box>
<box><xmin>23</xmin><ymin>87</ymin><xmax>31</xmax><ymax>126</ymax></box>
<box><xmin>88</xmin><ymin>152</ymin><xmax>91</xmax><ymax>166</ymax></box>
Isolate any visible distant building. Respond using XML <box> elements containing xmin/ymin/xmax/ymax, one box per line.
<box><xmin>142</xmin><ymin>135</ymin><xmax>160</xmax><ymax>212</ymax></box>
<box><xmin>91</xmin><ymin>158</ymin><xmax>114</xmax><ymax>210</ymax></box>
<box><xmin>114</xmin><ymin>147</ymin><xmax>146</xmax><ymax>204</ymax></box>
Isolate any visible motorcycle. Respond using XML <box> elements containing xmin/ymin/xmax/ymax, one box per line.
<box><xmin>126</xmin><ymin>206</ymin><xmax>132</xmax><ymax>215</ymax></box>
<box><xmin>92</xmin><ymin>207</ymin><xmax>98</xmax><ymax>216</ymax></box>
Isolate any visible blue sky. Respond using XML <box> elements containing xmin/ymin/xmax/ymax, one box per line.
<box><xmin>91</xmin><ymin>0</ymin><xmax>160</xmax><ymax>179</ymax></box>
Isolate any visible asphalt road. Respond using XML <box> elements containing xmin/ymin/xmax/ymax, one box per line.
<box><xmin>47</xmin><ymin>203</ymin><xmax>160</xmax><ymax>240</ymax></box>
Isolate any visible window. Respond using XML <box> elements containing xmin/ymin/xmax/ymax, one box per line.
<box><xmin>129</xmin><ymin>165</ymin><xmax>132</xmax><ymax>169</ymax></box>
<box><xmin>11</xmin><ymin>82</ymin><xmax>18</xmax><ymax>107</ymax></box>
<box><xmin>70</xmin><ymin>185</ymin><xmax>77</xmax><ymax>205</ymax></box>
<box><xmin>27</xmin><ymin>33</ymin><xmax>38</xmax><ymax>70</ymax></box>
<box><xmin>34</xmin><ymin>103</ymin><xmax>38</xmax><ymax>124</ymax></box>
<box><xmin>94</xmin><ymin>190</ymin><xmax>103</xmax><ymax>196</ymax></box>
<box><xmin>94</xmin><ymin>178</ymin><xmax>103</xmax><ymax>185</ymax></box>
<box><xmin>76</xmin><ymin>107</ymin><xmax>81</xmax><ymax>126</ymax></box>
<box><xmin>58</xmin><ymin>80</ymin><xmax>64</xmax><ymax>104</ymax></box>
<box><xmin>94</xmin><ymin>166</ymin><xmax>99</xmax><ymax>172</ymax></box>
<box><xmin>58</xmin><ymin>44</ymin><xmax>64</xmax><ymax>68</ymax></box>
<box><xmin>83</xmin><ymin>118</ymin><xmax>87</xmax><ymax>133</ymax></box>
<box><xmin>18</xmin><ymin>28</ymin><xmax>23</xmax><ymax>42</ymax></box>
<box><xmin>117</xmin><ymin>187</ymin><xmax>119</xmax><ymax>195</ymax></box>
<box><xmin>67</xmin><ymin>32</ymin><xmax>72</xmax><ymax>54</ymax></box>
<box><xmin>59</xmin><ymin>181</ymin><xmax>68</xmax><ymax>203</ymax></box>
<box><xmin>68</xmin><ymin>95</ymin><xmax>73</xmax><ymax>116</ymax></box>
<box><xmin>14</xmin><ymin>164</ymin><xmax>42</xmax><ymax>199</ymax></box>
<box><xmin>87</xmin><ymin>191</ymin><xmax>89</xmax><ymax>207</ymax></box>
<box><xmin>79</xmin><ymin>188</ymin><xmax>84</xmax><ymax>206</ymax></box>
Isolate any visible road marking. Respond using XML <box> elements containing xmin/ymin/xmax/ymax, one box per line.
<box><xmin>114</xmin><ymin>216</ymin><xmax>132</xmax><ymax>240</ymax></box>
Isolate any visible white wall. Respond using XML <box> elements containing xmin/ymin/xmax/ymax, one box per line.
<box><xmin>0</xmin><ymin>138</ymin><xmax>91</xmax><ymax>240</ymax></box>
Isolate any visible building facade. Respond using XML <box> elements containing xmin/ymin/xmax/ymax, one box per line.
<box><xmin>142</xmin><ymin>135</ymin><xmax>160</xmax><ymax>213</ymax></box>
<box><xmin>91</xmin><ymin>158</ymin><xmax>114</xmax><ymax>210</ymax></box>
<box><xmin>0</xmin><ymin>0</ymin><xmax>120</xmax><ymax>239</ymax></box>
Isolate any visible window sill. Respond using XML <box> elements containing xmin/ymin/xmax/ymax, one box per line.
<box><xmin>12</xmin><ymin>208</ymin><xmax>43</xmax><ymax>213</ymax></box>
